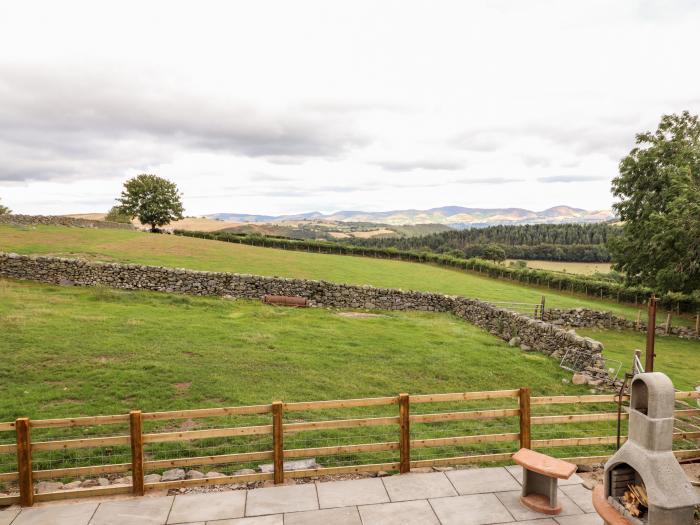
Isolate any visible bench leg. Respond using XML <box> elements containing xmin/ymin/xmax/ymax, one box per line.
<box><xmin>520</xmin><ymin>468</ymin><xmax>561</xmax><ymax>515</ymax></box>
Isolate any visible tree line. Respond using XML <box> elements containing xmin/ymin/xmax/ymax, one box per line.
<box><xmin>335</xmin><ymin>223</ymin><xmax>615</xmax><ymax>262</ymax></box>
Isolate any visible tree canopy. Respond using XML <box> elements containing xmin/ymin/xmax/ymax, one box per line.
<box><xmin>609</xmin><ymin>111</ymin><xmax>700</xmax><ymax>294</ymax></box>
<box><xmin>0</xmin><ymin>199</ymin><xmax>10</xmax><ymax>215</ymax></box>
<box><xmin>117</xmin><ymin>175</ymin><xmax>184</xmax><ymax>231</ymax></box>
<box><xmin>105</xmin><ymin>205</ymin><xmax>133</xmax><ymax>224</ymax></box>
<box><xmin>482</xmin><ymin>243</ymin><xmax>506</xmax><ymax>263</ymax></box>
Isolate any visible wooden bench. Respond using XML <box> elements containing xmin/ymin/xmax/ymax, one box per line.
<box><xmin>512</xmin><ymin>448</ymin><xmax>577</xmax><ymax>515</ymax></box>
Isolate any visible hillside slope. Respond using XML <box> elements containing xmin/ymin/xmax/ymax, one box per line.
<box><xmin>0</xmin><ymin>224</ymin><xmax>651</xmax><ymax>319</ymax></box>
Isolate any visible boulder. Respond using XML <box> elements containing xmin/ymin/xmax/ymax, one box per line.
<box><xmin>97</xmin><ymin>478</ymin><xmax>110</xmax><ymax>487</ymax></box>
<box><xmin>144</xmin><ymin>474</ymin><xmax>162</xmax><ymax>483</ymax></box>
<box><xmin>259</xmin><ymin>458</ymin><xmax>320</xmax><ymax>473</ymax></box>
<box><xmin>61</xmin><ymin>481</ymin><xmax>82</xmax><ymax>490</ymax></box>
<box><xmin>80</xmin><ymin>479</ymin><xmax>99</xmax><ymax>488</ymax></box>
<box><xmin>572</xmin><ymin>373</ymin><xmax>588</xmax><ymax>385</ymax></box>
<box><xmin>161</xmin><ymin>469</ymin><xmax>186</xmax><ymax>482</ymax></box>
<box><xmin>508</xmin><ymin>337</ymin><xmax>521</xmax><ymax>347</ymax></box>
<box><xmin>205</xmin><ymin>471</ymin><xmax>225</xmax><ymax>478</ymax></box>
<box><xmin>520</xmin><ymin>344</ymin><xmax>532</xmax><ymax>352</ymax></box>
<box><xmin>113</xmin><ymin>476</ymin><xmax>132</xmax><ymax>485</ymax></box>
<box><xmin>233</xmin><ymin>468</ymin><xmax>256</xmax><ymax>476</ymax></box>
<box><xmin>186</xmin><ymin>470</ymin><xmax>204</xmax><ymax>480</ymax></box>
<box><xmin>35</xmin><ymin>481</ymin><xmax>63</xmax><ymax>493</ymax></box>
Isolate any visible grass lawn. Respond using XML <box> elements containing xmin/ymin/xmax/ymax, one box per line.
<box><xmin>0</xmin><ymin>278</ymin><xmax>635</xmax><ymax>476</ymax></box>
<box><xmin>579</xmin><ymin>328</ymin><xmax>700</xmax><ymax>391</ymax></box>
<box><xmin>0</xmin><ymin>224</ymin><xmax>686</xmax><ymax>324</ymax></box>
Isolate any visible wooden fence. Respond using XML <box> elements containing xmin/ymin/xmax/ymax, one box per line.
<box><xmin>1</xmin><ymin>388</ymin><xmax>699</xmax><ymax>507</ymax></box>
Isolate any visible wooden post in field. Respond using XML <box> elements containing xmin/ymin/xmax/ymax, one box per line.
<box><xmin>540</xmin><ymin>296</ymin><xmax>546</xmax><ymax>320</ymax></box>
<box><xmin>645</xmin><ymin>296</ymin><xmax>657</xmax><ymax>372</ymax></box>
<box><xmin>635</xmin><ymin>310</ymin><xmax>641</xmax><ymax>330</ymax></box>
<box><xmin>519</xmin><ymin>388</ymin><xmax>531</xmax><ymax>450</ymax></box>
<box><xmin>272</xmin><ymin>401</ymin><xmax>284</xmax><ymax>484</ymax></box>
<box><xmin>696</xmin><ymin>314</ymin><xmax>699</xmax><ymax>336</ymax></box>
<box><xmin>16</xmin><ymin>418</ymin><xmax>33</xmax><ymax>507</ymax></box>
<box><xmin>664</xmin><ymin>313</ymin><xmax>672</xmax><ymax>335</ymax></box>
<box><xmin>399</xmin><ymin>393</ymin><xmax>410</xmax><ymax>474</ymax></box>
<box><xmin>129</xmin><ymin>411</ymin><xmax>144</xmax><ymax>496</ymax></box>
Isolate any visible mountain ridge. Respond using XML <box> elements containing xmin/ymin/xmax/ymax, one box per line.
<box><xmin>208</xmin><ymin>205</ymin><xmax>614</xmax><ymax>228</ymax></box>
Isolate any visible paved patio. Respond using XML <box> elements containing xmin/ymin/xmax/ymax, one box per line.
<box><xmin>0</xmin><ymin>466</ymin><xmax>602</xmax><ymax>525</ymax></box>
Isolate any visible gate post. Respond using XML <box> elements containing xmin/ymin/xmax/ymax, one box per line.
<box><xmin>129</xmin><ymin>411</ymin><xmax>145</xmax><ymax>496</ymax></box>
<box><xmin>16</xmin><ymin>418</ymin><xmax>33</xmax><ymax>507</ymax></box>
<box><xmin>399</xmin><ymin>393</ymin><xmax>410</xmax><ymax>473</ymax></box>
<box><xmin>519</xmin><ymin>388</ymin><xmax>531</xmax><ymax>450</ymax></box>
<box><xmin>272</xmin><ymin>401</ymin><xmax>284</xmax><ymax>484</ymax></box>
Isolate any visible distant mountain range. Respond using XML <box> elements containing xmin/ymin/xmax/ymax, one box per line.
<box><xmin>208</xmin><ymin>205</ymin><xmax>614</xmax><ymax>229</ymax></box>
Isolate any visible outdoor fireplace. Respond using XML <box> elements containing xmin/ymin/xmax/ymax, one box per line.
<box><xmin>593</xmin><ymin>372</ymin><xmax>699</xmax><ymax>525</ymax></box>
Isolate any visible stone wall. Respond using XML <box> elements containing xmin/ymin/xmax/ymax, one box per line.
<box><xmin>0</xmin><ymin>252</ymin><xmax>607</xmax><ymax>375</ymax></box>
<box><xmin>0</xmin><ymin>214</ymin><xmax>134</xmax><ymax>230</ymax></box>
<box><xmin>545</xmin><ymin>307</ymin><xmax>698</xmax><ymax>339</ymax></box>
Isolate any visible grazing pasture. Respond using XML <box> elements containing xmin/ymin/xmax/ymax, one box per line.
<box><xmin>0</xmin><ymin>224</ymin><xmax>679</xmax><ymax>322</ymax></box>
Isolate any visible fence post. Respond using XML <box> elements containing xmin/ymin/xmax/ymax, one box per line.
<box><xmin>16</xmin><ymin>418</ymin><xmax>33</xmax><ymax>507</ymax></box>
<box><xmin>664</xmin><ymin>313</ymin><xmax>672</xmax><ymax>335</ymax></box>
<box><xmin>519</xmin><ymin>388</ymin><xmax>531</xmax><ymax>450</ymax></box>
<box><xmin>272</xmin><ymin>401</ymin><xmax>284</xmax><ymax>484</ymax></box>
<box><xmin>635</xmin><ymin>310</ymin><xmax>641</xmax><ymax>330</ymax></box>
<box><xmin>129</xmin><ymin>410</ymin><xmax>145</xmax><ymax>496</ymax></box>
<box><xmin>696</xmin><ymin>314</ymin><xmax>699</xmax><ymax>336</ymax></box>
<box><xmin>399</xmin><ymin>393</ymin><xmax>410</xmax><ymax>474</ymax></box>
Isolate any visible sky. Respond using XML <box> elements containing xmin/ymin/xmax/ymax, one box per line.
<box><xmin>1</xmin><ymin>0</ymin><xmax>699</xmax><ymax>216</ymax></box>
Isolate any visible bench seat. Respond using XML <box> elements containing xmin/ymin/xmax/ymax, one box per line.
<box><xmin>513</xmin><ymin>448</ymin><xmax>577</xmax><ymax>479</ymax></box>
<box><xmin>512</xmin><ymin>448</ymin><xmax>578</xmax><ymax>515</ymax></box>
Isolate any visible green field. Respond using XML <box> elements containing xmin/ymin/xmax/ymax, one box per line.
<box><xmin>1</xmin><ymin>224</ymin><xmax>698</xmax><ymax>475</ymax></box>
<box><xmin>508</xmin><ymin>259</ymin><xmax>612</xmax><ymax>275</ymax></box>
<box><xmin>579</xmin><ymin>328</ymin><xmax>700</xmax><ymax>391</ymax></box>
<box><xmin>0</xmin><ymin>224</ymin><xmax>681</xmax><ymax>323</ymax></box>
<box><xmin>0</xmin><ymin>278</ymin><xmax>630</xmax><ymax>475</ymax></box>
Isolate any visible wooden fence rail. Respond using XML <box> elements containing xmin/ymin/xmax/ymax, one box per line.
<box><xmin>1</xmin><ymin>389</ymin><xmax>699</xmax><ymax>507</ymax></box>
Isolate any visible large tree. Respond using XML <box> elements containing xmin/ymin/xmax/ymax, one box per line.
<box><xmin>609</xmin><ymin>111</ymin><xmax>700</xmax><ymax>294</ymax></box>
<box><xmin>117</xmin><ymin>174</ymin><xmax>184</xmax><ymax>232</ymax></box>
<box><xmin>0</xmin><ymin>199</ymin><xmax>10</xmax><ymax>215</ymax></box>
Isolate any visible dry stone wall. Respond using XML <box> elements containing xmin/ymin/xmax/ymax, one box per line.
<box><xmin>0</xmin><ymin>214</ymin><xmax>134</xmax><ymax>230</ymax></box>
<box><xmin>545</xmin><ymin>308</ymin><xmax>698</xmax><ymax>339</ymax></box>
<box><xmin>0</xmin><ymin>252</ymin><xmax>606</xmax><ymax>374</ymax></box>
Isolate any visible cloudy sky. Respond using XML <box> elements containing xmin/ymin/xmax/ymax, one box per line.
<box><xmin>1</xmin><ymin>1</ymin><xmax>699</xmax><ymax>216</ymax></box>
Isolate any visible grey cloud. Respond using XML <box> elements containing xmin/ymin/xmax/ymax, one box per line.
<box><xmin>0</xmin><ymin>67</ymin><xmax>371</xmax><ymax>182</ymax></box>
<box><xmin>374</xmin><ymin>159</ymin><xmax>464</xmax><ymax>172</ymax></box>
<box><xmin>537</xmin><ymin>175</ymin><xmax>608</xmax><ymax>183</ymax></box>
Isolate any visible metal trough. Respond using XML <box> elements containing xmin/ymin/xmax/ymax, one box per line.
<box><xmin>263</xmin><ymin>295</ymin><xmax>308</xmax><ymax>307</ymax></box>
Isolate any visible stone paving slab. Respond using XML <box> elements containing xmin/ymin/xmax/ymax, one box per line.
<box><xmin>428</xmin><ymin>493</ymin><xmax>515</xmax><ymax>525</ymax></box>
<box><xmin>316</xmin><ymin>477</ymin><xmax>389</xmax><ymax>509</ymax></box>
<box><xmin>244</xmin><ymin>483</ymin><xmax>318</xmax><ymax>516</ymax></box>
<box><xmin>89</xmin><ymin>496</ymin><xmax>174</xmax><ymax>525</ymax></box>
<box><xmin>167</xmin><ymin>491</ymin><xmax>246</xmax><ymax>523</ymax></box>
<box><xmin>358</xmin><ymin>499</ymin><xmax>441</xmax><ymax>525</ymax></box>
<box><xmin>506</xmin><ymin>464</ymin><xmax>584</xmax><ymax>486</ymax></box>
<box><xmin>210</xmin><ymin>516</ymin><xmax>282</xmax><ymax>524</ymax></box>
<box><xmin>11</xmin><ymin>502</ymin><xmax>97</xmax><ymax>525</ymax></box>
<box><xmin>495</xmin><ymin>489</ymin><xmax>583</xmax><ymax>521</ymax></box>
<box><xmin>559</xmin><ymin>484</ymin><xmax>595</xmax><ymax>513</ymax></box>
<box><xmin>445</xmin><ymin>466</ymin><xmax>520</xmax><ymax>495</ymax></box>
<box><xmin>5</xmin><ymin>468</ymin><xmax>603</xmax><ymax>525</ymax></box>
<box><xmin>381</xmin><ymin>472</ymin><xmax>457</xmax><ymax>502</ymax></box>
<box><xmin>284</xmin><ymin>506</ymin><xmax>362</xmax><ymax>525</ymax></box>
<box><xmin>0</xmin><ymin>508</ymin><xmax>19</xmax><ymax>525</ymax></box>
<box><xmin>553</xmin><ymin>515</ymin><xmax>604</xmax><ymax>525</ymax></box>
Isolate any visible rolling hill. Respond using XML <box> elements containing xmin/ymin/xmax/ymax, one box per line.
<box><xmin>209</xmin><ymin>205</ymin><xmax>615</xmax><ymax>228</ymax></box>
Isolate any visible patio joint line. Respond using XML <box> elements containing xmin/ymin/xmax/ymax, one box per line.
<box><xmin>425</xmin><ymin>496</ymin><xmax>445</xmax><ymax>525</ymax></box>
<box><xmin>87</xmin><ymin>500</ymin><xmax>101</xmax><ymax>525</ymax></box>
